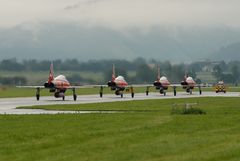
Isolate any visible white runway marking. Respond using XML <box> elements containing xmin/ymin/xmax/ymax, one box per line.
<box><xmin>0</xmin><ymin>92</ymin><xmax>239</xmax><ymax>114</ymax></box>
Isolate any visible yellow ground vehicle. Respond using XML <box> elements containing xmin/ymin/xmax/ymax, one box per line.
<box><xmin>214</xmin><ymin>81</ymin><xmax>227</xmax><ymax>93</ymax></box>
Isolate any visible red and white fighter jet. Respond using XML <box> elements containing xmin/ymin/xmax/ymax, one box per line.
<box><xmin>145</xmin><ymin>66</ymin><xmax>204</xmax><ymax>96</ymax></box>
<box><xmin>179</xmin><ymin>72</ymin><xmax>202</xmax><ymax>95</ymax></box>
<box><xmin>98</xmin><ymin>65</ymin><xmax>134</xmax><ymax>98</ymax></box>
<box><xmin>146</xmin><ymin>65</ymin><xmax>171</xmax><ymax>96</ymax></box>
<box><xmin>17</xmin><ymin>62</ymin><xmax>79</xmax><ymax>101</ymax></box>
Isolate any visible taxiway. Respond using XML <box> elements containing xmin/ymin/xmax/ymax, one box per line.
<box><xmin>0</xmin><ymin>92</ymin><xmax>239</xmax><ymax>114</ymax></box>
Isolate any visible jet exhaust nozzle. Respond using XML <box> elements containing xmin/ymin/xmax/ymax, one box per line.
<box><xmin>181</xmin><ymin>81</ymin><xmax>188</xmax><ymax>86</ymax></box>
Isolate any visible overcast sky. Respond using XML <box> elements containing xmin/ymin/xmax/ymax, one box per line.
<box><xmin>0</xmin><ymin>0</ymin><xmax>240</xmax><ymax>30</ymax></box>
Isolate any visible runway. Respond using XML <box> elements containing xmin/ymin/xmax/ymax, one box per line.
<box><xmin>0</xmin><ymin>92</ymin><xmax>239</xmax><ymax>114</ymax></box>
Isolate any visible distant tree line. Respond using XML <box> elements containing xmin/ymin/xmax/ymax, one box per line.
<box><xmin>0</xmin><ymin>58</ymin><xmax>240</xmax><ymax>85</ymax></box>
<box><xmin>212</xmin><ymin>61</ymin><xmax>240</xmax><ymax>85</ymax></box>
<box><xmin>0</xmin><ymin>58</ymin><xmax>136</xmax><ymax>72</ymax></box>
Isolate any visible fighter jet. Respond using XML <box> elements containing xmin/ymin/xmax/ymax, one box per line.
<box><xmin>145</xmin><ymin>65</ymin><xmax>171</xmax><ymax>96</ymax></box>
<box><xmin>179</xmin><ymin>72</ymin><xmax>202</xmax><ymax>95</ymax></box>
<box><xmin>98</xmin><ymin>65</ymin><xmax>134</xmax><ymax>98</ymax></box>
<box><xmin>17</xmin><ymin>62</ymin><xmax>81</xmax><ymax>101</ymax></box>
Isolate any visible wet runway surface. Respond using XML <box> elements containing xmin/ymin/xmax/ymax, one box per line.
<box><xmin>0</xmin><ymin>92</ymin><xmax>239</xmax><ymax>114</ymax></box>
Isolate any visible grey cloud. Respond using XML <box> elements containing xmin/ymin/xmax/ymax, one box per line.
<box><xmin>64</xmin><ymin>0</ymin><xmax>103</xmax><ymax>10</ymax></box>
<box><xmin>64</xmin><ymin>4</ymin><xmax>80</xmax><ymax>10</ymax></box>
<box><xmin>1</xmin><ymin>0</ymin><xmax>240</xmax><ymax>29</ymax></box>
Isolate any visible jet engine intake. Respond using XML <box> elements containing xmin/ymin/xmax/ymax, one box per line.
<box><xmin>107</xmin><ymin>81</ymin><xmax>116</xmax><ymax>87</ymax></box>
<box><xmin>181</xmin><ymin>81</ymin><xmax>188</xmax><ymax>86</ymax></box>
<box><xmin>154</xmin><ymin>81</ymin><xmax>162</xmax><ymax>89</ymax></box>
<box><xmin>44</xmin><ymin>82</ymin><xmax>55</xmax><ymax>88</ymax></box>
<box><xmin>108</xmin><ymin>81</ymin><xmax>116</xmax><ymax>90</ymax></box>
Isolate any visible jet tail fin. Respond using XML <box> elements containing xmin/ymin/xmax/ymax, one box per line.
<box><xmin>112</xmin><ymin>64</ymin><xmax>116</xmax><ymax>81</ymax></box>
<box><xmin>157</xmin><ymin>64</ymin><xmax>160</xmax><ymax>81</ymax></box>
<box><xmin>48</xmin><ymin>62</ymin><xmax>54</xmax><ymax>83</ymax></box>
<box><xmin>184</xmin><ymin>71</ymin><xmax>188</xmax><ymax>80</ymax></box>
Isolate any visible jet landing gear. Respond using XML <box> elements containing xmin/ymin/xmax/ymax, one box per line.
<box><xmin>36</xmin><ymin>87</ymin><xmax>40</xmax><ymax>101</ymax></box>
<box><xmin>160</xmin><ymin>89</ymin><xmax>166</xmax><ymax>96</ymax></box>
<box><xmin>73</xmin><ymin>88</ymin><xmax>77</xmax><ymax>101</ymax></box>
<box><xmin>100</xmin><ymin>86</ymin><xmax>134</xmax><ymax>98</ymax></box>
<box><xmin>119</xmin><ymin>87</ymin><xmax>135</xmax><ymax>98</ymax></box>
<box><xmin>146</xmin><ymin>86</ymin><xmax>150</xmax><ymax>96</ymax></box>
<box><xmin>173</xmin><ymin>86</ymin><xmax>177</xmax><ymax>96</ymax></box>
<box><xmin>189</xmin><ymin>89</ymin><xmax>193</xmax><ymax>95</ymax></box>
<box><xmin>115</xmin><ymin>90</ymin><xmax>123</xmax><ymax>98</ymax></box>
<box><xmin>99</xmin><ymin>86</ymin><xmax>103</xmax><ymax>98</ymax></box>
<box><xmin>115</xmin><ymin>90</ymin><xmax>124</xmax><ymax>98</ymax></box>
<box><xmin>130</xmin><ymin>86</ymin><xmax>134</xmax><ymax>98</ymax></box>
<box><xmin>198</xmin><ymin>86</ymin><xmax>202</xmax><ymax>95</ymax></box>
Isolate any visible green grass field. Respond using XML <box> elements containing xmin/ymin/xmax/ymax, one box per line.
<box><xmin>0</xmin><ymin>97</ymin><xmax>238</xmax><ymax>161</ymax></box>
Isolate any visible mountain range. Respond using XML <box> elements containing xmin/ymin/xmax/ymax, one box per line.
<box><xmin>1</xmin><ymin>22</ymin><xmax>240</xmax><ymax>62</ymax></box>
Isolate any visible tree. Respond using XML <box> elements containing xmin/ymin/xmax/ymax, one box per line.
<box><xmin>222</xmin><ymin>74</ymin><xmax>235</xmax><ymax>84</ymax></box>
<box><xmin>170</xmin><ymin>64</ymin><xmax>185</xmax><ymax>83</ymax></box>
<box><xmin>0</xmin><ymin>58</ymin><xmax>24</xmax><ymax>71</ymax></box>
<box><xmin>213</xmin><ymin>65</ymin><xmax>223</xmax><ymax>81</ymax></box>
<box><xmin>231</xmin><ymin>65</ymin><xmax>240</xmax><ymax>85</ymax></box>
<box><xmin>135</xmin><ymin>64</ymin><xmax>154</xmax><ymax>83</ymax></box>
<box><xmin>132</xmin><ymin>57</ymin><xmax>146</xmax><ymax>66</ymax></box>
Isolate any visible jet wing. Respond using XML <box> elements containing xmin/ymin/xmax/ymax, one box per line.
<box><xmin>169</xmin><ymin>84</ymin><xmax>181</xmax><ymax>87</ymax></box>
<box><xmin>68</xmin><ymin>85</ymin><xmax>100</xmax><ymax>89</ymax></box>
<box><xmin>169</xmin><ymin>84</ymin><xmax>211</xmax><ymax>87</ymax></box>
<box><xmin>128</xmin><ymin>84</ymin><xmax>153</xmax><ymax>87</ymax></box>
<box><xmin>16</xmin><ymin>86</ymin><xmax>45</xmax><ymax>89</ymax></box>
<box><xmin>92</xmin><ymin>85</ymin><xmax>108</xmax><ymax>88</ymax></box>
<box><xmin>87</xmin><ymin>84</ymin><xmax>154</xmax><ymax>88</ymax></box>
<box><xmin>17</xmin><ymin>85</ymin><xmax>103</xmax><ymax>89</ymax></box>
